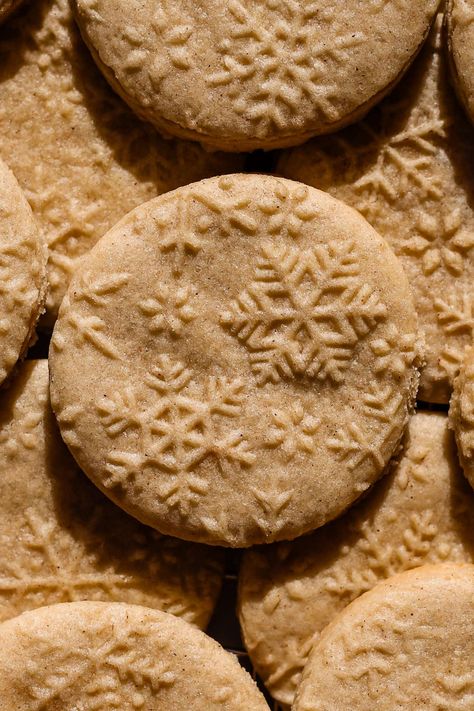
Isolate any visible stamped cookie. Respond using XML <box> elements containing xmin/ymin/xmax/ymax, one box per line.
<box><xmin>239</xmin><ymin>412</ymin><xmax>474</xmax><ymax>708</ymax></box>
<box><xmin>0</xmin><ymin>360</ymin><xmax>224</xmax><ymax>627</ymax></box>
<box><xmin>0</xmin><ymin>0</ymin><xmax>242</xmax><ymax>324</ymax></box>
<box><xmin>0</xmin><ymin>601</ymin><xmax>270</xmax><ymax>709</ymax></box>
<box><xmin>279</xmin><ymin>16</ymin><xmax>474</xmax><ymax>403</ymax></box>
<box><xmin>0</xmin><ymin>159</ymin><xmax>46</xmax><ymax>385</ymax></box>
<box><xmin>71</xmin><ymin>0</ymin><xmax>439</xmax><ymax>152</ymax></box>
<box><xmin>446</xmin><ymin>0</ymin><xmax>474</xmax><ymax>124</ymax></box>
<box><xmin>293</xmin><ymin>564</ymin><xmax>474</xmax><ymax>710</ymax></box>
<box><xmin>449</xmin><ymin>346</ymin><xmax>474</xmax><ymax>491</ymax></box>
<box><xmin>50</xmin><ymin>174</ymin><xmax>419</xmax><ymax>547</ymax></box>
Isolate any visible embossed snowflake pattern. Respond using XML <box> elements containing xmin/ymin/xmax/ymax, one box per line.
<box><xmin>207</xmin><ymin>0</ymin><xmax>363</xmax><ymax>135</ymax></box>
<box><xmin>434</xmin><ymin>291</ymin><xmax>474</xmax><ymax>380</ymax></box>
<box><xmin>28</xmin><ymin>622</ymin><xmax>176</xmax><ymax>711</ymax></box>
<box><xmin>221</xmin><ymin>240</ymin><xmax>387</xmax><ymax>385</ymax></box>
<box><xmin>370</xmin><ymin>324</ymin><xmax>416</xmax><ymax>377</ymax></box>
<box><xmin>265</xmin><ymin>402</ymin><xmax>320</xmax><ymax>461</ymax></box>
<box><xmin>138</xmin><ymin>283</ymin><xmax>197</xmax><ymax>336</ymax></box>
<box><xmin>97</xmin><ymin>356</ymin><xmax>255</xmax><ymax>516</ymax></box>
<box><xmin>402</xmin><ymin>209</ymin><xmax>474</xmax><ymax>276</ymax></box>
<box><xmin>255</xmin><ymin>182</ymin><xmax>318</xmax><ymax>239</ymax></box>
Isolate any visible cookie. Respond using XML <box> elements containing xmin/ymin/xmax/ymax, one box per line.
<box><xmin>71</xmin><ymin>0</ymin><xmax>439</xmax><ymax>152</ymax></box>
<box><xmin>0</xmin><ymin>158</ymin><xmax>46</xmax><ymax>385</ymax></box>
<box><xmin>0</xmin><ymin>0</ymin><xmax>22</xmax><ymax>24</ymax></box>
<box><xmin>0</xmin><ymin>360</ymin><xmax>224</xmax><ymax>628</ymax></box>
<box><xmin>449</xmin><ymin>346</ymin><xmax>474</xmax><ymax>491</ymax></box>
<box><xmin>239</xmin><ymin>412</ymin><xmax>474</xmax><ymax>708</ymax></box>
<box><xmin>278</xmin><ymin>15</ymin><xmax>474</xmax><ymax>404</ymax></box>
<box><xmin>49</xmin><ymin>174</ymin><xmax>420</xmax><ymax>547</ymax></box>
<box><xmin>0</xmin><ymin>601</ymin><xmax>269</xmax><ymax>709</ymax></box>
<box><xmin>446</xmin><ymin>0</ymin><xmax>474</xmax><ymax>124</ymax></box>
<box><xmin>293</xmin><ymin>564</ymin><xmax>474</xmax><ymax>710</ymax></box>
<box><xmin>0</xmin><ymin>0</ymin><xmax>243</xmax><ymax>324</ymax></box>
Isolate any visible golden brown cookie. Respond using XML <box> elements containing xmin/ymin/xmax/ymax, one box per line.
<box><xmin>0</xmin><ymin>0</ymin><xmax>243</xmax><ymax>324</ymax></box>
<box><xmin>0</xmin><ymin>360</ymin><xmax>224</xmax><ymax>628</ymax></box>
<box><xmin>0</xmin><ymin>601</ymin><xmax>270</xmax><ymax>709</ymax></box>
<box><xmin>446</xmin><ymin>0</ymin><xmax>474</xmax><ymax>124</ymax></box>
<box><xmin>72</xmin><ymin>0</ymin><xmax>439</xmax><ymax>151</ymax></box>
<box><xmin>0</xmin><ymin>158</ymin><xmax>46</xmax><ymax>385</ymax></box>
<box><xmin>450</xmin><ymin>346</ymin><xmax>474</xmax><ymax>491</ymax></box>
<box><xmin>279</xmin><ymin>16</ymin><xmax>474</xmax><ymax>404</ymax></box>
<box><xmin>50</xmin><ymin>174</ymin><xmax>420</xmax><ymax>547</ymax></box>
<box><xmin>293</xmin><ymin>564</ymin><xmax>474</xmax><ymax>711</ymax></box>
<box><xmin>239</xmin><ymin>412</ymin><xmax>474</xmax><ymax>708</ymax></box>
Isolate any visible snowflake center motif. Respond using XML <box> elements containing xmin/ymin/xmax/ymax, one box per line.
<box><xmin>207</xmin><ymin>0</ymin><xmax>363</xmax><ymax>135</ymax></box>
<box><xmin>220</xmin><ymin>240</ymin><xmax>387</xmax><ymax>385</ymax></box>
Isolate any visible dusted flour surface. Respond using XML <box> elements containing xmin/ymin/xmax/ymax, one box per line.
<box><xmin>0</xmin><ymin>158</ymin><xmax>46</xmax><ymax>384</ymax></box>
<box><xmin>279</xmin><ymin>17</ymin><xmax>474</xmax><ymax>403</ymax></box>
<box><xmin>0</xmin><ymin>602</ymin><xmax>270</xmax><ymax>710</ymax></box>
<box><xmin>293</xmin><ymin>565</ymin><xmax>474</xmax><ymax>711</ymax></box>
<box><xmin>0</xmin><ymin>0</ymin><xmax>243</xmax><ymax>323</ymax></box>
<box><xmin>239</xmin><ymin>413</ymin><xmax>474</xmax><ymax>708</ymax></box>
<box><xmin>0</xmin><ymin>360</ymin><xmax>224</xmax><ymax>628</ymax></box>
<box><xmin>72</xmin><ymin>0</ymin><xmax>439</xmax><ymax>151</ymax></box>
<box><xmin>50</xmin><ymin>174</ymin><xmax>420</xmax><ymax>547</ymax></box>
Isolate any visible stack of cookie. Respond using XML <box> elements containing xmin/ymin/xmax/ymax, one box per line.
<box><xmin>0</xmin><ymin>0</ymin><xmax>473</xmax><ymax>708</ymax></box>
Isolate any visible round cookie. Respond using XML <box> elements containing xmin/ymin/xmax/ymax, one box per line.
<box><xmin>0</xmin><ymin>0</ymin><xmax>23</xmax><ymax>25</ymax></box>
<box><xmin>293</xmin><ymin>564</ymin><xmax>474</xmax><ymax>711</ymax></box>
<box><xmin>0</xmin><ymin>0</ymin><xmax>243</xmax><ymax>324</ymax></box>
<box><xmin>72</xmin><ymin>0</ymin><xmax>440</xmax><ymax>151</ymax></box>
<box><xmin>50</xmin><ymin>174</ymin><xmax>420</xmax><ymax>547</ymax></box>
<box><xmin>0</xmin><ymin>359</ymin><xmax>223</xmax><ymax>627</ymax></box>
<box><xmin>0</xmin><ymin>601</ymin><xmax>269</xmax><ymax>709</ymax></box>
<box><xmin>278</xmin><ymin>15</ymin><xmax>474</xmax><ymax>404</ymax></box>
<box><xmin>450</xmin><ymin>346</ymin><xmax>474</xmax><ymax>491</ymax></box>
<box><xmin>446</xmin><ymin>0</ymin><xmax>474</xmax><ymax>124</ymax></box>
<box><xmin>0</xmin><ymin>158</ymin><xmax>46</xmax><ymax>384</ymax></box>
<box><xmin>239</xmin><ymin>412</ymin><xmax>474</xmax><ymax>708</ymax></box>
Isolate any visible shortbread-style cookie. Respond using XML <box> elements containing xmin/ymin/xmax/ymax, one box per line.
<box><xmin>239</xmin><ymin>412</ymin><xmax>474</xmax><ymax>708</ymax></box>
<box><xmin>293</xmin><ymin>564</ymin><xmax>474</xmax><ymax>711</ymax></box>
<box><xmin>0</xmin><ymin>601</ymin><xmax>270</xmax><ymax>709</ymax></box>
<box><xmin>0</xmin><ymin>0</ymin><xmax>242</xmax><ymax>323</ymax></box>
<box><xmin>72</xmin><ymin>0</ymin><xmax>439</xmax><ymax>152</ymax></box>
<box><xmin>279</xmin><ymin>16</ymin><xmax>474</xmax><ymax>404</ymax></box>
<box><xmin>0</xmin><ymin>0</ymin><xmax>23</xmax><ymax>25</ymax></box>
<box><xmin>0</xmin><ymin>360</ymin><xmax>223</xmax><ymax>628</ymax></box>
<box><xmin>50</xmin><ymin>174</ymin><xmax>419</xmax><ymax>547</ymax></box>
<box><xmin>446</xmin><ymin>0</ymin><xmax>474</xmax><ymax>124</ymax></box>
<box><xmin>450</xmin><ymin>346</ymin><xmax>474</xmax><ymax>491</ymax></box>
<box><xmin>0</xmin><ymin>159</ymin><xmax>46</xmax><ymax>385</ymax></box>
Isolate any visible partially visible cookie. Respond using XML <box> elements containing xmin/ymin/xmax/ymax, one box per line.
<box><xmin>0</xmin><ymin>0</ymin><xmax>243</xmax><ymax>324</ymax></box>
<box><xmin>0</xmin><ymin>158</ymin><xmax>46</xmax><ymax>385</ymax></box>
<box><xmin>0</xmin><ymin>0</ymin><xmax>22</xmax><ymax>25</ymax></box>
<box><xmin>279</xmin><ymin>16</ymin><xmax>474</xmax><ymax>403</ymax></box>
<box><xmin>50</xmin><ymin>174</ymin><xmax>420</xmax><ymax>547</ymax></box>
<box><xmin>446</xmin><ymin>0</ymin><xmax>474</xmax><ymax>124</ymax></box>
<box><xmin>239</xmin><ymin>412</ymin><xmax>474</xmax><ymax>708</ymax></box>
<box><xmin>450</xmin><ymin>346</ymin><xmax>474</xmax><ymax>491</ymax></box>
<box><xmin>0</xmin><ymin>360</ymin><xmax>224</xmax><ymax>628</ymax></box>
<box><xmin>72</xmin><ymin>0</ymin><xmax>439</xmax><ymax>151</ymax></box>
<box><xmin>293</xmin><ymin>564</ymin><xmax>474</xmax><ymax>711</ymax></box>
<box><xmin>0</xmin><ymin>601</ymin><xmax>270</xmax><ymax>709</ymax></box>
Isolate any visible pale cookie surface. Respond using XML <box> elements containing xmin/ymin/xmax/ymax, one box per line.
<box><xmin>447</xmin><ymin>0</ymin><xmax>474</xmax><ymax>124</ymax></box>
<box><xmin>72</xmin><ymin>0</ymin><xmax>439</xmax><ymax>151</ymax></box>
<box><xmin>50</xmin><ymin>174</ymin><xmax>419</xmax><ymax>547</ymax></box>
<box><xmin>293</xmin><ymin>564</ymin><xmax>474</xmax><ymax>711</ymax></box>
<box><xmin>0</xmin><ymin>601</ymin><xmax>270</xmax><ymax>709</ymax></box>
<box><xmin>450</xmin><ymin>346</ymin><xmax>474</xmax><ymax>491</ymax></box>
<box><xmin>0</xmin><ymin>0</ymin><xmax>242</xmax><ymax>323</ymax></box>
<box><xmin>0</xmin><ymin>159</ymin><xmax>46</xmax><ymax>385</ymax></box>
<box><xmin>0</xmin><ymin>360</ymin><xmax>223</xmax><ymax>627</ymax></box>
<box><xmin>239</xmin><ymin>412</ymin><xmax>474</xmax><ymax>708</ymax></box>
<box><xmin>279</xmin><ymin>16</ymin><xmax>474</xmax><ymax>404</ymax></box>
